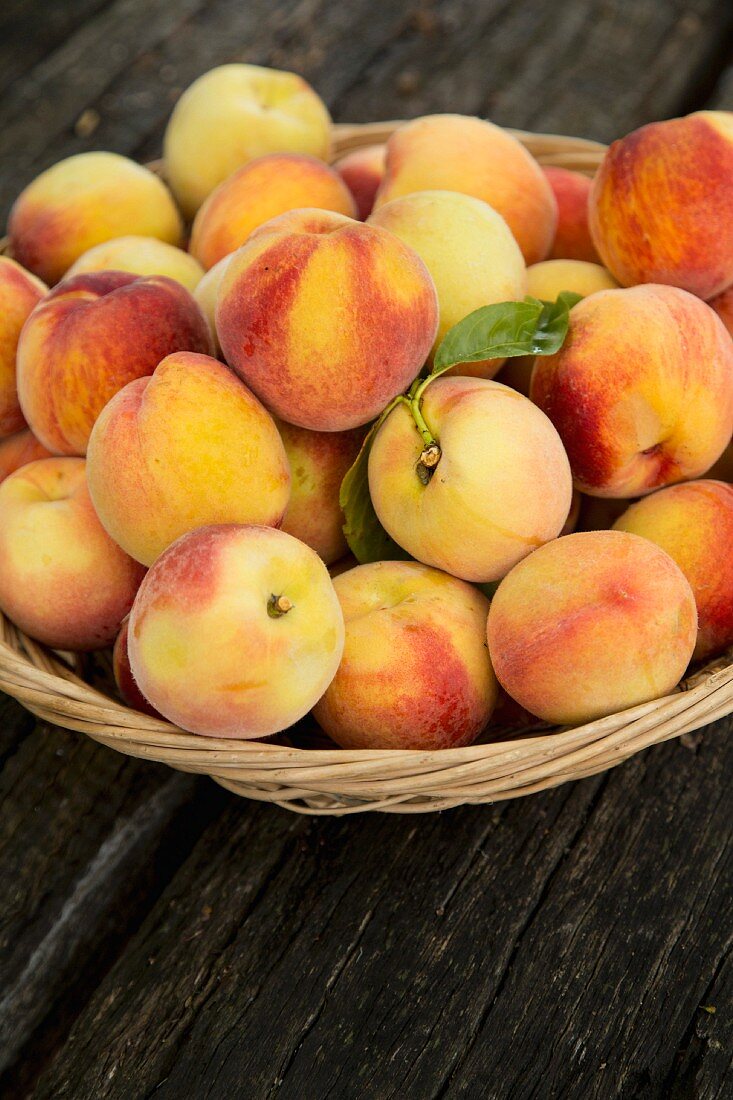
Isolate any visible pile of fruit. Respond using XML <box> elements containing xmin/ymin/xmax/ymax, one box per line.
<box><xmin>1</xmin><ymin>63</ymin><xmax>733</xmax><ymax>752</ymax></box>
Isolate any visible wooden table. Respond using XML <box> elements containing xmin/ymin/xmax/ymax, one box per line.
<box><xmin>1</xmin><ymin>2</ymin><xmax>732</xmax><ymax>1096</ymax></box>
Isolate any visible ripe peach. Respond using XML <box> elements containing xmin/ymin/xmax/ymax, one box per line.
<box><xmin>17</xmin><ymin>271</ymin><xmax>212</xmax><ymax>456</ymax></box>
<box><xmin>112</xmin><ymin>618</ymin><xmax>161</xmax><ymax>718</ymax></box>
<box><xmin>279</xmin><ymin>421</ymin><xmax>365</xmax><ymax>564</ymax></box>
<box><xmin>0</xmin><ymin>458</ymin><xmax>145</xmax><ymax>650</ymax></box>
<box><xmin>87</xmin><ymin>351</ymin><xmax>290</xmax><ymax>566</ymax></box>
<box><xmin>163</xmin><ymin>64</ymin><xmax>332</xmax><ymax>219</ymax></box>
<box><xmin>543</xmin><ymin>166</ymin><xmax>599</xmax><ymax>263</ymax></box>
<box><xmin>216</xmin><ymin>209</ymin><xmax>439</xmax><ymax>431</ymax></box>
<box><xmin>0</xmin><ymin>430</ymin><xmax>52</xmax><ymax>484</ymax></box>
<box><xmin>590</xmin><ymin>112</ymin><xmax>733</xmax><ymax>298</ymax></box>
<box><xmin>368</xmin><ymin>376</ymin><xmax>572</xmax><ymax>582</ymax></box>
<box><xmin>128</xmin><ymin>524</ymin><xmax>345</xmax><ymax>738</ymax></box>
<box><xmin>368</xmin><ymin>190</ymin><xmax>526</xmax><ymax>375</ymax></box>
<box><xmin>614</xmin><ymin>480</ymin><xmax>733</xmax><ymax>661</ymax></box>
<box><xmin>312</xmin><ymin>561</ymin><xmax>498</xmax><ymax>750</ymax></box>
<box><xmin>334</xmin><ymin>144</ymin><xmax>385</xmax><ymax>219</ymax></box>
<box><xmin>487</xmin><ymin>530</ymin><xmax>697</xmax><ymax>725</ymax></box>
<box><xmin>66</xmin><ymin>236</ymin><xmax>204</xmax><ymax>291</ymax></box>
<box><xmin>193</xmin><ymin>255</ymin><xmax>232</xmax><ymax>356</ymax></box>
<box><xmin>373</xmin><ymin>114</ymin><xmax>557</xmax><ymax>264</ymax></box>
<box><xmin>526</xmin><ymin>259</ymin><xmax>618</xmax><ymax>301</ymax></box>
<box><xmin>531</xmin><ymin>285</ymin><xmax>733</xmax><ymax>497</ymax></box>
<box><xmin>190</xmin><ymin>153</ymin><xmax>355</xmax><ymax>270</ymax></box>
<box><xmin>0</xmin><ymin>258</ymin><xmax>47</xmax><ymax>438</ymax></box>
<box><xmin>8</xmin><ymin>152</ymin><xmax>183</xmax><ymax>284</ymax></box>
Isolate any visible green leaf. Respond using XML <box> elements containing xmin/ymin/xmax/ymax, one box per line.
<box><xmin>340</xmin><ymin>400</ymin><xmax>413</xmax><ymax>564</ymax></box>
<box><xmin>432</xmin><ymin>292</ymin><xmax>581</xmax><ymax>375</ymax></box>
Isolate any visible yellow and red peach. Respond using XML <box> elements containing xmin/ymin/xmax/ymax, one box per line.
<box><xmin>190</xmin><ymin>153</ymin><xmax>356</xmax><ymax>270</ymax></box>
<box><xmin>113</xmin><ymin>618</ymin><xmax>161</xmax><ymax>718</ymax></box>
<box><xmin>128</xmin><ymin>524</ymin><xmax>345</xmax><ymax>738</ymax></box>
<box><xmin>163</xmin><ymin>64</ymin><xmax>332</xmax><ymax>219</ymax></box>
<box><xmin>487</xmin><ymin>530</ymin><xmax>697</xmax><ymax>725</ymax></box>
<box><xmin>0</xmin><ymin>429</ymin><xmax>52</xmax><ymax>483</ymax></box>
<box><xmin>589</xmin><ymin>112</ymin><xmax>733</xmax><ymax>298</ymax></box>
<box><xmin>279</xmin><ymin>421</ymin><xmax>365</xmax><ymax>564</ymax></box>
<box><xmin>373</xmin><ymin>114</ymin><xmax>557</xmax><ymax>264</ymax></box>
<box><xmin>530</xmin><ymin>285</ymin><xmax>733</xmax><ymax>497</ymax></box>
<box><xmin>614</xmin><ymin>480</ymin><xmax>733</xmax><ymax>660</ymax></box>
<box><xmin>334</xmin><ymin>144</ymin><xmax>385</xmax><ymax>220</ymax></box>
<box><xmin>368</xmin><ymin>190</ymin><xmax>526</xmax><ymax>375</ymax></box>
<box><xmin>368</xmin><ymin>376</ymin><xmax>573</xmax><ymax>582</ymax></box>
<box><xmin>87</xmin><ymin>351</ymin><xmax>290</xmax><ymax>566</ymax></box>
<box><xmin>216</xmin><ymin>209</ymin><xmax>439</xmax><ymax>431</ymax></box>
<box><xmin>543</xmin><ymin>166</ymin><xmax>599</xmax><ymax>263</ymax></box>
<box><xmin>0</xmin><ymin>458</ymin><xmax>145</xmax><ymax>650</ymax></box>
<box><xmin>312</xmin><ymin>560</ymin><xmax>498</xmax><ymax>749</ymax></box>
<box><xmin>8</xmin><ymin>152</ymin><xmax>183</xmax><ymax>284</ymax></box>
<box><xmin>17</xmin><ymin>271</ymin><xmax>212</xmax><ymax>455</ymax></box>
<box><xmin>0</xmin><ymin>258</ymin><xmax>47</xmax><ymax>437</ymax></box>
<box><xmin>66</xmin><ymin>236</ymin><xmax>204</xmax><ymax>292</ymax></box>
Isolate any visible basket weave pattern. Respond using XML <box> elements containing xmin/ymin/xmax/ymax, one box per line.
<box><xmin>2</xmin><ymin>124</ymin><xmax>730</xmax><ymax>815</ymax></box>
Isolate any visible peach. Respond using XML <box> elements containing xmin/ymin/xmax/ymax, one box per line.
<box><xmin>613</xmin><ymin>480</ymin><xmax>733</xmax><ymax>660</ymax></box>
<box><xmin>531</xmin><ymin>285</ymin><xmax>733</xmax><ymax>497</ymax></box>
<box><xmin>163</xmin><ymin>64</ymin><xmax>332</xmax><ymax>219</ymax></box>
<box><xmin>0</xmin><ymin>458</ymin><xmax>145</xmax><ymax>650</ymax></box>
<box><xmin>487</xmin><ymin>530</ymin><xmax>697</xmax><ymax>725</ymax></box>
<box><xmin>87</xmin><ymin>351</ymin><xmax>290</xmax><ymax>566</ymax></box>
<box><xmin>8</xmin><ymin>152</ymin><xmax>183</xmax><ymax>285</ymax></box>
<box><xmin>279</xmin><ymin>421</ymin><xmax>365</xmax><ymax>564</ymax></box>
<box><xmin>368</xmin><ymin>190</ymin><xmax>526</xmax><ymax>375</ymax></box>
<box><xmin>190</xmin><ymin>154</ymin><xmax>356</xmax><ymax>270</ymax></box>
<box><xmin>312</xmin><ymin>561</ymin><xmax>498</xmax><ymax>750</ymax></box>
<box><xmin>373</xmin><ymin>114</ymin><xmax>557</xmax><ymax>264</ymax></box>
<box><xmin>216</xmin><ymin>209</ymin><xmax>439</xmax><ymax>431</ymax></box>
<box><xmin>17</xmin><ymin>271</ymin><xmax>212</xmax><ymax>455</ymax></box>
<box><xmin>368</xmin><ymin>376</ymin><xmax>572</xmax><ymax>582</ymax></box>
<box><xmin>65</xmin><ymin>236</ymin><xmax>204</xmax><ymax>291</ymax></box>
<box><xmin>128</xmin><ymin>524</ymin><xmax>345</xmax><ymax>739</ymax></box>
<box><xmin>589</xmin><ymin>112</ymin><xmax>733</xmax><ymax>299</ymax></box>
<box><xmin>113</xmin><ymin>618</ymin><xmax>161</xmax><ymax>718</ymax></box>
<box><xmin>0</xmin><ymin>429</ymin><xmax>52</xmax><ymax>483</ymax></box>
<box><xmin>0</xmin><ymin>258</ymin><xmax>47</xmax><ymax>437</ymax></box>
<box><xmin>526</xmin><ymin>259</ymin><xmax>618</xmax><ymax>301</ymax></box>
<box><xmin>543</xmin><ymin>166</ymin><xmax>599</xmax><ymax>262</ymax></box>
<box><xmin>192</xmin><ymin>255</ymin><xmax>232</xmax><ymax>357</ymax></box>
<box><xmin>334</xmin><ymin>144</ymin><xmax>385</xmax><ymax>220</ymax></box>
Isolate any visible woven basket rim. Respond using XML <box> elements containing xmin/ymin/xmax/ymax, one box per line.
<box><xmin>2</xmin><ymin>119</ymin><xmax>730</xmax><ymax>814</ymax></box>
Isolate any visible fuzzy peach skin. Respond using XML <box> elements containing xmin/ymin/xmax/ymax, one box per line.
<box><xmin>334</xmin><ymin>144</ymin><xmax>385</xmax><ymax>220</ymax></box>
<box><xmin>589</xmin><ymin>112</ymin><xmax>733</xmax><ymax>299</ymax></box>
<box><xmin>613</xmin><ymin>480</ymin><xmax>733</xmax><ymax>661</ymax></box>
<box><xmin>530</xmin><ymin>285</ymin><xmax>733</xmax><ymax>498</ymax></box>
<box><xmin>113</xmin><ymin>618</ymin><xmax>162</xmax><ymax>718</ymax></box>
<box><xmin>368</xmin><ymin>190</ymin><xmax>526</xmax><ymax>375</ymax></box>
<box><xmin>279</xmin><ymin>421</ymin><xmax>365</xmax><ymax>564</ymax></box>
<box><xmin>543</xmin><ymin>167</ymin><xmax>599</xmax><ymax>263</ymax></box>
<box><xmin>487</xmin><ymin>530</ymin><xmax>697</xmax><ymax>726</ymax></box>
<box><xmin>368</xmin><ymin>377</ymin><xmax>572</xmax><ymax>583</ymax></box>
<box><xmin>0</xmin><ymin>430</ymin><xmax>52</xmax><ymax>483</ymax></box>
<box><xmin>128</xmin><ymin>524</ymin><xmax>345</xmax><ymax>738</ymax></box>
<box><xmin>8</xmin><ymin>152</ymin><xmax>183</xmax><ymax>285</ymax></box>
<box><xmin>66</xmin><ymin>236</ymin><xmax>204</xmax><ymax>292</ymax></box>
<box><xmin>312</xmin><ymin>561</ymin><xmax>498</xmax><ymax>750</ymax></box>
<box><xmin>0</xmin><ymin>458</ymin><xmax>146</xmax><ymax>650</ymax></box>
<box><xmin>216</xmin><ymin>209</ymin><xmax>439</xmax><ymax>431</ymax></box>
<box><xmin>17</xmin><ymin>271</ymin><xmax>212</xmax><ymax>456</ymax></box>
<box><xmin>163</xmin><ymin>64</ymin><xmax>332</xmax><ymax>219</ymax></box>
<box><xmin>192</xmin><ymin>255</ymin><xmax>232</xmax><ymax>357</ymax></box>
<box><xmin>0</xmin><ymin>258</ymin><xmax>47</xmax><ymax>437</ymax></box>
<box><xmin>373</xmin><ymin>115</ymin><xmax>557</xmax><ymax>264</ymax></box>
<box><xmin>190</xmin><ymin>153</ymin><xmax>356</xmax><ymax>270</ymax></box>
<box><xmin>87</xmin><ymin>351</ymin><xmax>290</xmax><ymax>566</ymax></box>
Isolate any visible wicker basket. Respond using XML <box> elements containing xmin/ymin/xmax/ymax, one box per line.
<box><xmin>2</xmin><ymin>122</ymin><xmax>731</xmax><ymax>816</ymax></box>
